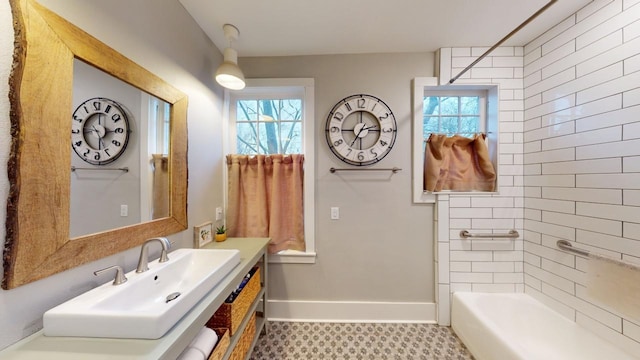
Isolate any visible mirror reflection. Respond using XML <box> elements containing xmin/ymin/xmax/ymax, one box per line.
<box><xmin>3</xmin><ymin>0</ymin><xmax>188</xmax><ymax>289</ymax></box>
<box><xmin>70</xmin><ymin>59</ymin><xmax>171</xmax><ymax>237</ymax></box>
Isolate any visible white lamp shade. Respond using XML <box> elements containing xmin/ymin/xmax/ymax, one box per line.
<box><xmin>215</xmin><ymin>47</ymin><xmax>245</xmax><ymax>90</ymax></box>
<box><xmin>215</xmin><ymin>63</ymin><xmax>245</xmax><ymax>90</ymax></box>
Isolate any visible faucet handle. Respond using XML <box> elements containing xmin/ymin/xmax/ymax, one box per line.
<box><xmin>94</xmin><ymin>265</ymin><xmax>128</xmax><ymax>285</ymax></box>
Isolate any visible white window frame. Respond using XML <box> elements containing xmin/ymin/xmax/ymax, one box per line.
<box><xmin>412</xmin><ymin>77</ymin><xmax>499</xmax><ymax>203</ymax></box>
<box><xmin>223</xmin><ymin>78</ymin><xmax>316</xmax><ymax>263</ymax></box>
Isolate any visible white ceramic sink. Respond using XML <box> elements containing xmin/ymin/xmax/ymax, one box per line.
<box><xmin>43</xmin><ymin>248</ymin><xmax>240</xmax><ymax>339</ymax></box>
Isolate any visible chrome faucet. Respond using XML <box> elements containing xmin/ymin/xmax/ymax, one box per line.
<box><xmin>136</xmin><ymin>237</ymin><xmax>171</xmax><ymax>273</ymax></box>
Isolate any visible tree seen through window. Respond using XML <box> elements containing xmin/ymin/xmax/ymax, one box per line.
<box><xmin>236</xmin><ymin>99</ymin><xmax>302</xmax><ymax>154</ymax></box>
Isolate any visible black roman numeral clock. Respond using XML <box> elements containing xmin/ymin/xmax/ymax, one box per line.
<box><xmin>325</xmin><ymin>94</ymin><xmax>397</xmax><ymax>166</ymax></box>
<box><xmin>71</xmin><ymin>97</ymin><xmax>131</xmax><ymax>165</ymax></box>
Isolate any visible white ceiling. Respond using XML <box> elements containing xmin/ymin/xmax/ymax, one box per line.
<box><xmin>179</xmin><ymin>0</ymin><xmax>592</xmax><ymax>57</ymax></box>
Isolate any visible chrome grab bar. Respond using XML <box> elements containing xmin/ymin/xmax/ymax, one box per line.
<box><xmin>557</xmin><ymin>240</ymin><xmax>640</xmax><ymax>274</ymax></box>
<box><xmin>556</xmin><ymin>240</ymin><xmax>591</xmax><ymax>257</ymax></box>
<box><xmin>460</xmin><ymin>230</ymin><xmax>519</xmax><ymax>239</ymax></box>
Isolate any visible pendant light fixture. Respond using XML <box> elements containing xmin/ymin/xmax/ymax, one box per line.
<box><xmin>215</xmin><ymin>24</ymin><xmax>246</xmax><ymax>90</ymax></box>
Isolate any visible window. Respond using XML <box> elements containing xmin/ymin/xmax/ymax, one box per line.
<box><xmin>225</xmin><ymin>78</ymin><xmax>316</xmax><ymax>263</ymax></box>
<box><xmin>412</xmin><ymin>78</ymin><xmax>499</xmax><ymax>203</ymax></box>
<box><xmin>422</xmin><ymin>92</ymin><xmax>485</xmax><ymax>138</ymax></box>
<box><xmin>234</xmin><ymin>98</ymin><xmax>302</xmax><ymax>154</ymax></box>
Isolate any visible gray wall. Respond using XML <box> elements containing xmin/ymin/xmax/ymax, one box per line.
<box><xmin>0</xmin><ymin>0</ymin><xmax>225</xmax><ymax>350</ymax></box>
<box><xmin>240</xmin><ymin>53</ymin><xmax>436</xmax><ymax>303</ymax></box>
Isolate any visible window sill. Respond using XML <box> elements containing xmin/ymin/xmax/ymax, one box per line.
<box><xmin>269</xmin><ymin>249</ymin><xmax>317</xmax><ymax>264</ymax></box>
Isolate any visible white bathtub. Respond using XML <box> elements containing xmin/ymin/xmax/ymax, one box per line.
<box><xmin>451</xmin><ymin>292</ymin><xmax>638</xmax><ymax>360</ymax></box>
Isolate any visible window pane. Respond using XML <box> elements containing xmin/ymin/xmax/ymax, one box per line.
<box><xmin>258</xmin><ymin>100</ymin><xmax>277</xmax><ymax>121</ymax></box>
<box><xmin>460</xmin><ymin>116</ymin><xmax>479</xmax><ymax>135</ymax></box>
<box><xmin>258</xmin><ymin>122</ymin><xmax>280</xmax><ymax>154</ymax></box>
<box><xmin>423</xmin><ymin>116</ymin><xmax>439</xmax><ymax>137</ymax></box>
<box><xmin>439</xmin><ymin>97</ymin><xmax>459</xmax><ymax>115</ymax></box>
<box><xmin>278</xmin><ymin>99</ymin><xmax>302</xmax><ymax>120</ymax></box>
<box><xmin>236</xmin><ymin>123</ymin><xmax>259</xmax><ymax>154</ymax></box>
<box><xmin>460</xmin><ymin>97</ymin><xmax>479</xmax><ymax>115</ymax></box>
<box><xmin>440</xmin><ymin>116</ymin><xmax>459</xmax><ymax>135</ymax></box>
<box><xmin>423</xmin><ymin>96</ymin><xmax>439</xmax><ymax>115</ymax></box>
<box><xmin>280</xmin><ymin>122</ymin><xmax>302</xmax><ymax>154</ymax></box>
<box><xmin>237</xmin><ymin>100</ymin><xmax>258</xmax><ymax>121</ymax></box>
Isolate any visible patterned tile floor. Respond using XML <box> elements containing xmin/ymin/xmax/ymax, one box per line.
<box><xmin>249</xmin><ymin>322</ymin><xmax>475</xmax><ymax>360</ymax></box>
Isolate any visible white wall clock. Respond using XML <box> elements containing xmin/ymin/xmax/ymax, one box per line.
<box><xmin>325</xmin><ymin>94</ymin><xmax>397</xmax><ymax>166</ymax></box>
<box><xmin>71</xmin><ymin>97</ymin><xmax>131</xmax><ymax>165</ymax></box>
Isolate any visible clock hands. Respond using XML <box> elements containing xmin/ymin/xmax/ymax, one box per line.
<box><xmin>350</xmin><ymin>125</ymin><xmax>366</xmax><ymax>147</ymax></box>
<box><xmin>350</xmin><ymin>124</ymin><xmax>379</xmax><ymax>147</ymax></box>
<box><xmin>350</xmin><ymin>112</ymin><xmax>367</xmax><ymax>146</ymax></box>
<box><xmin>80</xmin><ymin>124</ymin><xmax>109</xmax><ymax>150</ymax></box>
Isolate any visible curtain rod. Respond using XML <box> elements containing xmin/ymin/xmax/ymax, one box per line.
<box><xmin>423</xmin><ymin>132</ymin><xmax>490</xmax><ymax>142</ymax></box>
<box><xmin>449</xmin><ymin>0</ymin><xmax>558</xmax><ymax>84</ymax></box>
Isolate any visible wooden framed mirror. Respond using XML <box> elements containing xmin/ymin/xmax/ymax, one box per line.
<box><xmin>3</xmin><ymin>0</ymin><xmax>188</xmax><ymax>289</ymax></box>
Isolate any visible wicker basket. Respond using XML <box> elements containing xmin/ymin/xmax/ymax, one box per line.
<box><xmin>229</xmin><ymin>313</ymin><xmax>256</xmax><ymax>360</ymax></box>
<box><xmin>208</xmin><ymin>267</ymin><xmax>261</xmax><ymax>335</ymax></box>
<box><xmin>206</xmin><ymin>328</ymin><xmax>230</xmax><ymax>360</ymax></box>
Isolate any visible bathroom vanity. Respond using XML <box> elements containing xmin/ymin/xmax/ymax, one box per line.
<box><xmin>0</xmin><ymin>237</ymin><xmax>269</xmax><ymax>360</ymax></box>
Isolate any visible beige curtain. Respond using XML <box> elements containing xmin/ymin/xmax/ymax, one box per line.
<box><xmin>152</xmin><ymin>154</ymin><xmax>169</xmax><ymax>219</ymax></box>
<box><xmin>226</xmin><ymin>154</ymin><xmax>305</xmax><ymax>253</ymax></box>
<box><xmin>424</xmin><ymin>134</ymin><xmax>496</xmax><ymax>192</ymax></box>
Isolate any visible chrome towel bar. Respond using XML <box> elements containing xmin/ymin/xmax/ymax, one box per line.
<box><xmin>460</xmin><ymin>230</ymin><xmax>519</xmax><ymax>239</ymax></box>
<box><xmin>330</xmin><ymin>167</ymin><xmax>401</xmax><ymax>173</ymax></box>
<box><xmin>71</xmin><ymin>166</ymin><xmax>129</xmax><ymax>172</ymax></box>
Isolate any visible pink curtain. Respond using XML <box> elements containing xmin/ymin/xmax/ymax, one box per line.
<box><xmin>226</xmin><ymin>154</ymin><xmax>305</xmax><ymax>253</ymax></box>
<box><xmin>152</xmin><ymin>154</ymin><xmax>169</xmax><ymax>219</ymax></box>
<box><xmin>424</xmin><ymin>134</ymin><xmax>496</xmax><ymax>192</ymax></box>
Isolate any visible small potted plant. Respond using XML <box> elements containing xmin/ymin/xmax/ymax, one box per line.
<box><xmin>215</xmin><ymin>225</ymin><xmax>227</xmax><ymax>242</ymax></box>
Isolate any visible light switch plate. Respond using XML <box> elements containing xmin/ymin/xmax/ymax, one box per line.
<box><xmin>330</xmin><ymin>207</ymin><xmax>339</xmax><ymax>220</ymax></box>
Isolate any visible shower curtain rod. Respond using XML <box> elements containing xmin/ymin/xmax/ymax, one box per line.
<box><xmin>449</xmin><ymin>0</ymin><xmax>558</xmax><ymax>84</ymax></box>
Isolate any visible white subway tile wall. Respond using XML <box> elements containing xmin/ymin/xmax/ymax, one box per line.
<box><xmin>437</xmin><ymin>0</ymin><xmax>640</xmax><ymax>353</ymax></box>
<box><xmin>523</xmin><ymin>0</ymin><xmax>640</xmax><ymax>354</ymax></box>
<box><xmin>436</xmin><ymin>44</ymin><xmax>525</xmax><ymax>326</ymax></box>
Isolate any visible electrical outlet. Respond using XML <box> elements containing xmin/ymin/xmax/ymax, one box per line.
<box><xmin>216</xmin><ymin>207</ymin><xmax>223</xmax><ymax>221</ymax></box>
<box><xmin>330</xmin><ymin>207</ymin><xmax>339</xmax><ymax>220</ymax></box>
<box><xmin>120</xmin><ymin>204</ymin><xmax>128</xmax><ymax>217</ymax></box>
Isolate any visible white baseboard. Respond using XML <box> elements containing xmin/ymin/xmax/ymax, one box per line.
<box><xmin>266</xmin><ymin>299</ymin><xmax>437</xmax><ymax>323</ymax></box>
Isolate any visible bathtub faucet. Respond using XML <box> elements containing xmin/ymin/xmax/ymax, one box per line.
<box><xmin>136</xmin><ymin>237</ymin><xmax>171</xmax><ymax>273</ymax></box>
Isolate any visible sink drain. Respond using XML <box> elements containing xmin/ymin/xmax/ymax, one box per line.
<box><xmin>165</xmin><ymin>292</ymin><xmax>181</xmax><ymax>303</ymax></box>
